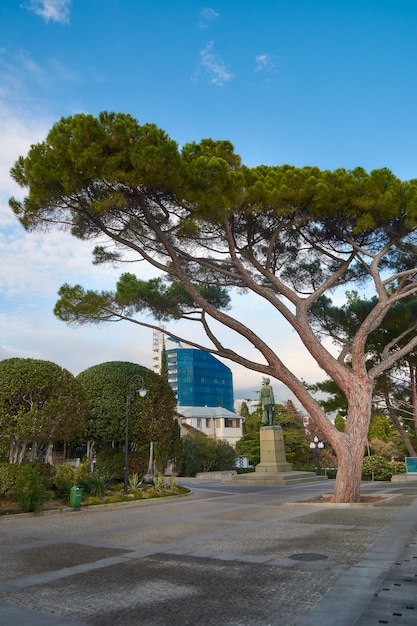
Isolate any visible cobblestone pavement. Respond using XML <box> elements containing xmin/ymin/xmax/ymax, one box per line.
<box><xmin>0</xmin><ymin>479</ymin><xmax>416</xmax><ymax>625</ymax></box>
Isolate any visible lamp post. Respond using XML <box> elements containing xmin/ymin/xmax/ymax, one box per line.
<box><xmin>309</xmin><ymin>436</ymin><xmax>324</xmax><ymax>476</ymax></box>
<box><xmin>124</xmin><ymin>374</ymin><xmax>147</xmax><ymax>495</ymax></box>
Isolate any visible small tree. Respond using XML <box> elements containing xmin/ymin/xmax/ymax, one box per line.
<box><xmin>181</xmin><ymin>433</ymin><xmax>212</xmax><ymax>476</ymax></box>
<box><xmin>212</xmin><ymin>439</ymin><xmax>237</xmax><ymax>470</ymax></box>
<box><xmin>180</xmin><ymin>432</ymin><xmax>236</xmax><ymax>476</ymax></box>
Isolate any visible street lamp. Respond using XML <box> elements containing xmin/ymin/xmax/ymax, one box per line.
<box><xmin>124</xmin><ymin>374</ymin><xmax>147</xmax><ymax>495</ymax></box>
<box><xmin>309</xmin><ymin>436</ymin><xmax>324</xmax><ymax>476</ymax></box>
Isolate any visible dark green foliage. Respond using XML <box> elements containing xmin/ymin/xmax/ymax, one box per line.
<box><xmin>212</xmin><ymin>439</ymin><xmax>237</xmax><ymax>470</ymax></box>
<box><xmin>0</xmin><ymin>358</ymin><xmax>88</xmax><ymax>464</ymax></box>
<box><xmin>30</xmin><ymin>462</ymin><xmax>55</xmax><ymax>490</ymax></box>
<box><xmin>326</xmin><ymin>469</ymin><xmax>338</xmax><ymax>479</ymax></box>
<box><xmin>180</xmin><ymin>433</ymin><xmax>214</xmax><ymax>476</ymax></box>
<box><xmin>180</xmin><ymin>432</ymin><xmax>236</xmax><ymax>476</ymax></box>
<box><xmin>154</xmin><ymin>419</ymin><xmax>183</xmax><ymax>475</ymax></box>
<box><xmin>334</xmin><ymin>414</ymin><xmax>346</xmax><ymax>432</ymax></box>
<box><xmin>115</xmin><ymin>274</ymin><xmax>230</xmax><ymax>322</ymax></box>
<box><xmin>275</xmin><ymin>401</ymin><xmax>311</xmax><ymax>466</ymax></box>
<box><xmin>12</xmin><ymin>463</ymin><xmax>51</xmax><ymax>512</ymax></box>
<box><xmin>79</xmin><ymin>474</ymin><xmax>113</xmax><ymax>496</ymax></box>
<box><xmin>96</xmin><ymin>449</ymin><xmax>148</xmax><ymax>480</ymax></box>
<box><xmin>305</xmin><ymin>378</ymin><xmax>348</xmax><ymax>416</ymax></box>
<box><xmin>76</xmin><ymin>361</ymin><xmax>177</xmax><ymax>456</ymax></box>
<box><xmin>0</xmin><ymin>462</ymin><xmax>18</xmax><ymax>498</ymax></box>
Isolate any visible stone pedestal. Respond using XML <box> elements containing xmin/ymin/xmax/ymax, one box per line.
<box><xmin>231</xmin><ymin>425</ymin><xmax>325</xmax><ymax>486</ymax></box>
<box><xmin>256</xmin><ymin>426</ymin><xmax>292</xmax><ymax>473</ymax></box>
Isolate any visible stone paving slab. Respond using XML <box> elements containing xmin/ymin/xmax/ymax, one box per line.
<box><xmin>1</xmin><ymin>553</ymin><xmax>338</xmax><ymax>625</ymax></box>
<box><xmin>0</xmin><ymin>543</ymin><xmax>128</xmax><ymax>582</ymax></box>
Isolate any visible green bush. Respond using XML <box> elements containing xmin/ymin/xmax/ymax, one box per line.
<box><xmin>74</xmin><ymin>460</ymin><xmax>91</xmax><ymax>485</ymax></box>
<box><xmin>390</xmin><ymin>461</ymin><xmax>406</xmax><ymax>476</ymax></box>
<box><xmin>362</xmin><ymin>456</ymin><xmax>393</xmax><ymax>481</ymax></box>
<box><xmin>0</xmin><ymin>462</ymin><xmax>18</xmax><ymax>498</ymax></box>
<box><xmin>54</xmin><ymin>460</ymin><xmax>114</xmax><ymax>497</ymax></box>
<box><xmin>31</xmin><ymin>462</ymin><xmax>55</xmax><ymax>487</ymax></box>
<box><xmin>211</xmin><ymin>439</ymin><xmax>237</xmax><ymax>471</ymax></box>
<box><xmin>80</xmin><ymin>474</ymin><xmax>113</xmax><ymax>496</ymax></box>
<box><xmin>180</xmin><ymin>434</ymin><xmax>237</xmax><ymax>476</ymax></box>
<box><xmin>12</xmin><ymin>464</ymin><xmax>51</xmax><ymax>512</ymax></box>
<box><xmin>96</xmin><ymin>450</ymin><xmax>148</xmax><ymax>480</ymax></box>
<box><xmin>181</xmin><ymin>434</ymin><xmax>210</xmax><ymax>476</ymax></box>
<box><xmin>54</xmin><ymin>463</ymin><xmax>75</xmax><ymax>497</ymax></box>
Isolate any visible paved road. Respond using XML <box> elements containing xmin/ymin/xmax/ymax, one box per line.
<box><xmin>0</xmin><ymin>479</ymin><xmax>417</xmax><ymax>625</ymax></box>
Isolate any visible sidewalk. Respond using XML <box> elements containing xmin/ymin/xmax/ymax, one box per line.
<box><xmin>0</xmin><ymin>479</ymin><xmax>416</xmax><ymax>625</ymax></box>
<box><xmin>297</xmin><ymin>492</ymin><xmax>417</xmax><ymax>625</ymax></box>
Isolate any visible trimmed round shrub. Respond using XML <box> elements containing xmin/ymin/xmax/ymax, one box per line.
<box><xmin>362</xmin><ymin>456</ymin><xmax>393</xmax><ymax>481</ymax></box>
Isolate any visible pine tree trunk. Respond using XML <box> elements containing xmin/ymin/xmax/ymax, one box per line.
<box><xmin>332</xmin><ymin>383</ymin><xmax>371</xmax><ymax>503</ymax></box>
<box><xmin>410</xmin><ymin>364</ymin><xmax>417</xmax><ymax>434</ymax></box>
<box><xmin>332</xmin><ymin>441</ymin><xmax>366</xmax><ymax>502</ymax></box>
<box><xmin>384</xmin><ymin>391</ymin><xmax>416</xmax><ymax>457</ymax></box>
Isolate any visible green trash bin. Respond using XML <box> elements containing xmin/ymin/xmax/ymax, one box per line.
<box><xmin>69</xmin><ymin>486</ymin><xmax>83</xmax><ymax>508</ymax></box>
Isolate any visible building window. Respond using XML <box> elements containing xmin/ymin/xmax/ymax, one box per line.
<box><xmin>197</xmin><ymin>419</ymin><xmax>202</xmax><ymax>428</ymax></box>
<box><xmin>225</xmin><ymin>418</ymin><xmax>236</xmax><ymax>428</ymax></box>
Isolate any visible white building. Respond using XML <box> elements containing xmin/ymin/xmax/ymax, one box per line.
<box><xmin>177</xmin><ymin>406</ymin><xmax>244</xmax><ymax>448</ymax></box>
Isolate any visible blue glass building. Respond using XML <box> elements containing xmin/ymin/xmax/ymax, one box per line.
<box><xmin>166</xmin><ymin>347</ymin><xmax>234</xmax><ymax>411</ymax></box>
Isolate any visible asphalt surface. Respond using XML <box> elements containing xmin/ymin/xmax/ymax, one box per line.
<box><xmin>0</xmin><ymin>478</ymin><xmax>417</xmax><ymax>625</ymax></box>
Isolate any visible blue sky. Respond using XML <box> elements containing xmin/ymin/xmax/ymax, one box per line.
<box><xmin>1</xmin><ymin>0</ymin><xmax>417</xmax><ymax>399</ymax></box>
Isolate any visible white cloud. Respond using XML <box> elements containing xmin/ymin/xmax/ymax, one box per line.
<box><xmin>255</xmin><ymin>53</ymin><xmax>276</xmax><ymax>73</ymax></box>
<box><xmin>198</xmin><ymin>7</ymin><xmax>219</xmax><ymax>29</ymax></box>
<box><xmin>0</xmin><ymin>107</ymin><xmax>51</xmax><ymax>212</ymax></box>
<box><xmin>198</xmin><ymin>41</ymin><xmax>233</xmax><ymax>86</ymax></box>
<box><xmin>200</xmin><ymin>8</ymin><xmax>219</xmax><ymax>20</ymax></box>
<box><xmin>24</xmin><ymin>0</ymin><xmax>71</xmax><ymax>24</ymax></box>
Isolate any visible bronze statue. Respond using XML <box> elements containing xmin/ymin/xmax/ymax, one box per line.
<box><xmin>260</xmin><ymin>377</ymin><xmax>275</xmax><ymax>426</ymax></box>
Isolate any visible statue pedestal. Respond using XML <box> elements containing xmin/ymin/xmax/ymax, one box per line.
<box><xmin>232</xmin><ymin>425</ymin><xmax>325</xmax><ymax>486</ymax></box>
<box><xmin>256</xmin><ymin>426</ymin><xmax>292</xmax><ymax>473</ymax></box>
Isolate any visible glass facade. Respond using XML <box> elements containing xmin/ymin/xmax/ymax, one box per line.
<box><xmin>166</xmin><ymin>348</ymin><xmax>234</xmax><ymax>411</ymax></box>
